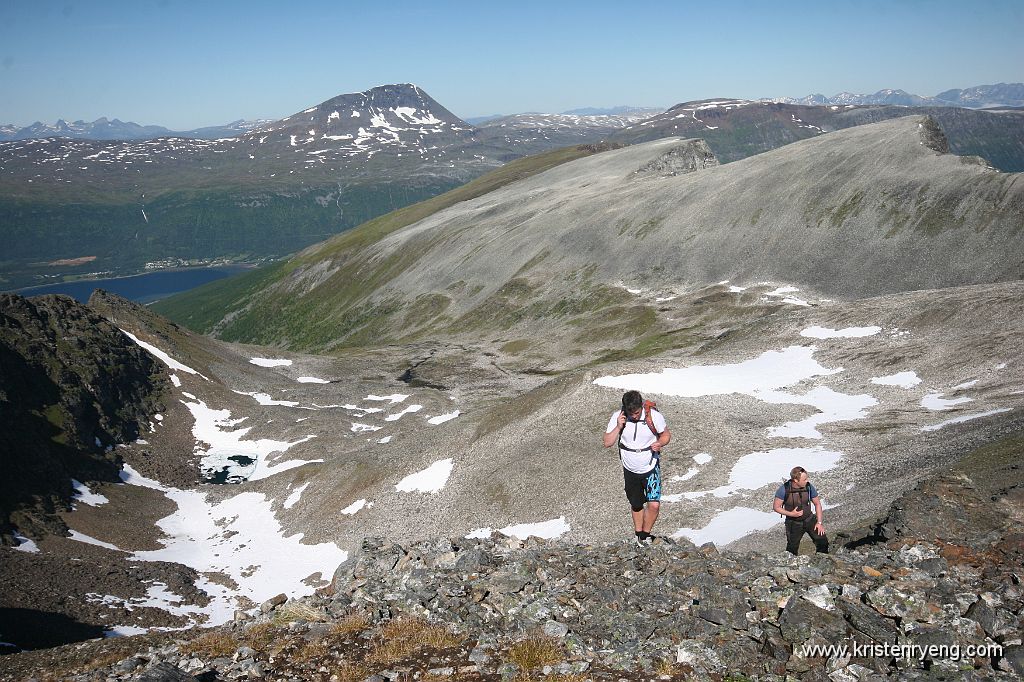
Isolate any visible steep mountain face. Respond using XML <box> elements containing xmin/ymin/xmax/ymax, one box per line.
<box><xmin>0</xmin><ymin>293</ymin><xmax>167</xmax><ymax>539</ymax></box>
<box><xmin>158</xmin><ymin>116</ymin><xmax>1023</xmax><ymax>354</ymax></box>
<box><xmin>254</xmin><ymin>83</ymin><xmax>477</xmax><ymax>173</ymax></box>
<box><xmin>611</xmin><ymin>99</ymin><xmax>1024</xmax><ymax>170</ymax></box>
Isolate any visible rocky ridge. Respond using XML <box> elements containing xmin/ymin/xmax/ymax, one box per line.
<box><xmin>612</xmin><ymin>99</ymin><xmax>1024</xmax><ymax>171</ymax></box>
<box><xmin>0</xmin><ymin>293</ymin><xmax>168</xmax><ymax>538</ymax></box>
<box><xmin>168</xmin><ymin>116</ymin><xmax>1024</xmax><ymax>353</ymax></box>
<box><xmin>3</xmin><ymin>443</ymin><xmax>1022</xmax><ymax>681</ymax></box>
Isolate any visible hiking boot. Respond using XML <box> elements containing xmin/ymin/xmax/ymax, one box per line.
<box><xmin>643</xmin><ymin>534</ymin><xmax>655</xmax><ymax>546</ymax></box>
<box><xmin>634</xmin><ymin>535</ymin><xmax>645</xmax><ymax>547</ymax></box>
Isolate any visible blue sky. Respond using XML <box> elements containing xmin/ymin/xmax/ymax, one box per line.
<box><xmin>1</xmin><ymin>0</ymin><xmax>1021</xmax><ymax>129</ymax></box>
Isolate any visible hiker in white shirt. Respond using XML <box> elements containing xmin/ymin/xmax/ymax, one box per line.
<box><xmin>603</xmin><ymin>390</ymin><xmax>671</xmax><ymax>546</ymax></box>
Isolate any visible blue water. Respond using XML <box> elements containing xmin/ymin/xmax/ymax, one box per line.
<box><xmin>11</xmin><ymin>265</ymin><xmax>251</xmax><ymax>304</ymax></box>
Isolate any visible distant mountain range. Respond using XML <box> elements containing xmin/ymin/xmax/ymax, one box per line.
<box><xmin>0</xmin><ymin>117</ymin><xmax>273</xmax><ymax>142</ymax></box>
<box><xmin>466</xmin><ymin>107</ymin><xmax>661</xmax><ymax>126</ymax></box>
<box><xmin>561</xmin><ymin>105</ymin><xmax>663</xmax><ymax>116</ymax></box>
<box><xmin>471</xmin><ymin>111</ymin><xmax>655</xmax><ymax>158</ymax></box>
<box><xmin>769</xmin><ymin>82</ymin><xmax>1024</xmax><ymax>109</ymax></box>
<box><xmin>2</xmin><ymin>83</ymin><xmax>1023</xmax><ymax>293</ymax></box>
<box><xmin>4</xmin><ymin>84</ymin><xmax>1020</xmax><ymax>145</ymax></box>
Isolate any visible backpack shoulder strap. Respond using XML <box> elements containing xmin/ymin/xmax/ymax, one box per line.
<box><xmin>643</xmin><ymin>400</ymin><xmax>661</xmax><ymax>438</ymax></box>
<box><xmin>783</xmin><ymin>479</ymin><xmax>810</xmax><ymax>512</ymax></box>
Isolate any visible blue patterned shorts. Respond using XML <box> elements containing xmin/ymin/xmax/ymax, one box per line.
<box><xmin>623</xmin><ymin>464</ymin><xmax>661</xmax><ymax>511</ymax></box>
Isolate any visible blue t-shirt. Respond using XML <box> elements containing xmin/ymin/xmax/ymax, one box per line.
<box><xmin>775</xmin><ymin>482</ymin><xmax>818</xmax><ymax>500</ymax></box>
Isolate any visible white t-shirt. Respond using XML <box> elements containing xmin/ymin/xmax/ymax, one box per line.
<box><xmin>606</xmin><ymin>409</ymin><xmax>667</xmax><ymax>474</ymax></box>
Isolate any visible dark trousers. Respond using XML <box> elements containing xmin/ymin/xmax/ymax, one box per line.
<box><xmin>785</xmin><ymin>514</ymin><xmax>829</xmax><ymax>555</ymax></box>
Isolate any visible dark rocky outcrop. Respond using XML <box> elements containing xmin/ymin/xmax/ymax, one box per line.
<box><xmin>918</xmin><ymin>115</ymin><xmax>951</xmax><ymax>154</ymax></box>
<box><xmin>0</xmin><ymin>293</ymin><xmax>166</xmax><ymax>540</ymax></box>
<box><xmin>634</xmin><ymin>139</ymin><xmax>718</xmax><ymax>176</ymax></box>
<box><xmin>842</xmin><ymin>430</ymin><xmax>1024</xmax><ymax>549</ymax></box>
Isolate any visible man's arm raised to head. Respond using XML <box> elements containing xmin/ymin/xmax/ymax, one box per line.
<box><xmin>603</xmin><ymin>411</ymin><xmax>626</xmax><ymax>448</ymax></box>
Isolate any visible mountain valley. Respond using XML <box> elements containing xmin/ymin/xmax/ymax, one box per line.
<box><xmin>2</xmin><ymin>112</ymin><xmax>1022</xmax><ymax>676</ymax></box>
<box><xmin>0</xmin><ymin>69</ymin><xmax>1022</xmax><ymax>682</ymax></box>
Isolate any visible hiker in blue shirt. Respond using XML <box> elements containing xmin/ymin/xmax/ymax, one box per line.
<box><xmin>773</xmin><ymin>466</ymin><xmax>829</xmax><ymax>555</ymax></box>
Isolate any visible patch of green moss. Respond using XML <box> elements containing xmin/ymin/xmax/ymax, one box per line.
<box><xmin>617</xmin><ymin>216</ymin><xmax>665</xmax><ymax>239</ymax></box>
<box><xmin>42</xmin><ymin>404</ymin><xmax>68</xmax><ymax>445</ymax></box>
<box><xmin>514</xmin><ymin>249</ymin><xmax>552</xmax><ymax>278</ymax></box>
<box><xmin>953</xmin><ymin>430</ymin><xmax>1024</xmax><ymax>481</ymax></box>
<box><xmin>590</xmin><ymin>325</ymin><xmax>697</xmax><ymax>364</ymax></box>
<box><xmin>455</xmin><ymin>278</ymin><xmax>541</xmax><ymax>331</ymax></box>
<box><xmin>403</xmin><ymin>293</ymin><xmax>452</xmax><ymax>329</ymax></box>
<box><xmin>828</xmin><ymin>189</ymin><xmax>865</xmax><ymax>228</ymax></box>
<box><xmin>572</xmin><ymin>306</ymin><xmax>659</xmax><ymax>352</ymax></box>
<box><xmin>153</xmin><ymin>260</ymin><xmax>289</xmax><ymax>333</ymax></box>
<box><xmin>472</xmin><ymin>372</ymin><xmax>581</xmax><ymax>441</ymax></box>
<box><xmin>634</xmin><ymin>216</ymin><xmax>665</xmax><ymax>239</ymax></box>
<box><xmin>325</xmin><ymin>298</ymin><xmax>406</xmax><ymax>350</ymax></box>
<box><xmin>913</xmin><ymin>191</ymin><xmax>968</xmax><ymax>236</ymax></box>
<box><xmin>500</xmin><ymin>339</ymin><xmax>532</xmax><ymax>355</ymax></box>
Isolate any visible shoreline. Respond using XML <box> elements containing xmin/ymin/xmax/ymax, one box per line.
<box><xmin>6</xmin><ymin>263</ymin><xmax>259</xmax><ymax>298</ymax></box>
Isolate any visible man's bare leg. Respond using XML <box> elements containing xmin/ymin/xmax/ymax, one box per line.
<box><xmin>631</xmin><ymin>508</ymin><xmax>644</xmax><ymax>533</ymax></box>
<box><xmin>642</xmin><ymin>501</ymin><xmax>660</xmax><ymax>533</ymax></box>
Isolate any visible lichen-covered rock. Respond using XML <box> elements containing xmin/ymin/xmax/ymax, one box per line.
<box><xmin>838</xmin><ymin>599</ymin><xmax>899</xmax><ymax>645</ymax></box>
<box><xmin>779</xmin><ymin>596</ymin><xmax>847</xmax><ymax>643</ymax></box>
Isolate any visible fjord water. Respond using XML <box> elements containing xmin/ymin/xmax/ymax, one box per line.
<box><xmin>11</xmin><ymin>265</ymin><xmax>251</xmax><ymax>304</ymax></box>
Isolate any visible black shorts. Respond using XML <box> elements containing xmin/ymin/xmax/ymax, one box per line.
<box><xmin>623</xmin><ymin>465</ymin><xmax>661</xmax><ymax>511</ymax></box>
